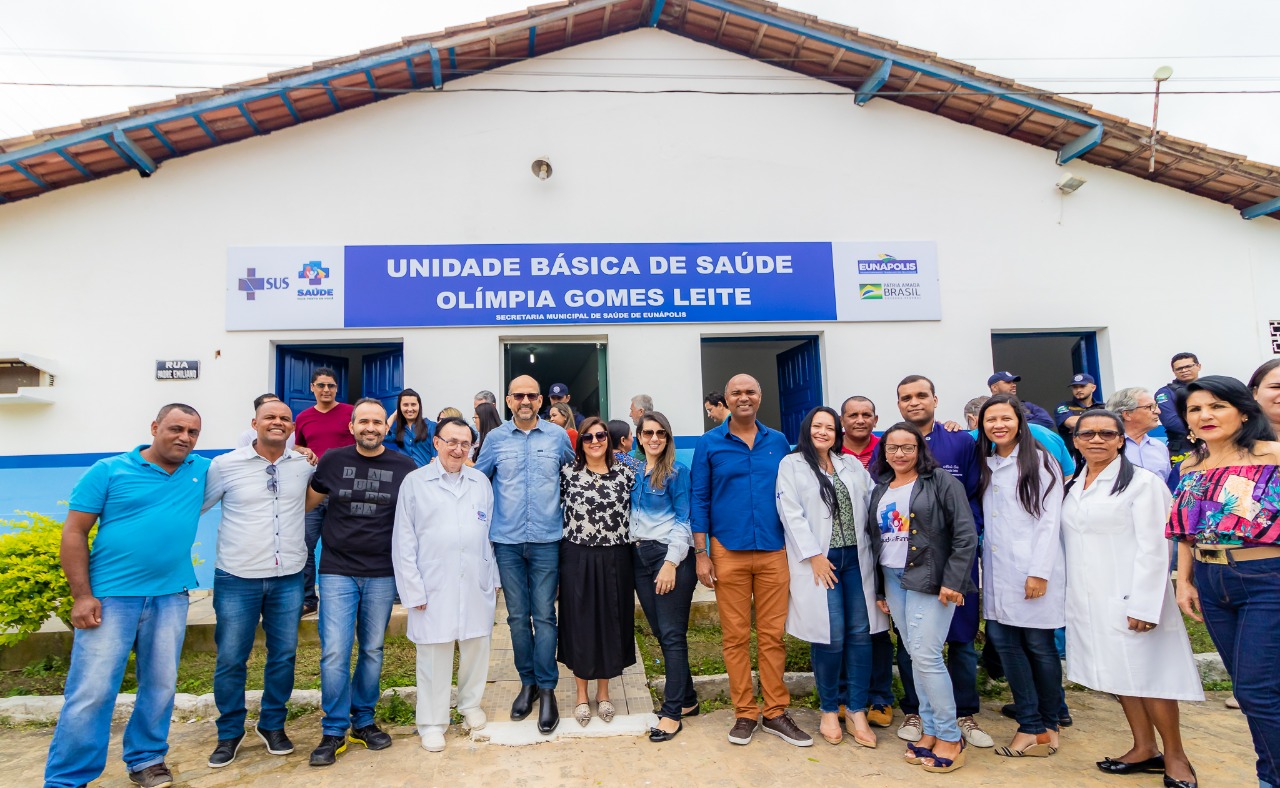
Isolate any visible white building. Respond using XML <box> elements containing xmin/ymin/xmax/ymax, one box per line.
<box><xmin>2</xmin><ymin>0</ymin><xmax>1278</xmax><ymax>560</ymax></box>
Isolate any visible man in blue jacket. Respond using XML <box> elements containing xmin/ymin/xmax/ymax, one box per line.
<box><xmin>1155</xmin><ymin>352</ymin><xmax>1200</xmax><ymax>460</ymax></box>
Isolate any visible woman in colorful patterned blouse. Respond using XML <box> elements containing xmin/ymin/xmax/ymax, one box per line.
<box><xmin>1170</xmin><ymin>375</ymin><xmax>1280</xmax><ymax>788</ymax></box>
<box><xmin>557</xmin><ymin>416</ymin><xmax>637</xmax><ymax>727</ymax></box>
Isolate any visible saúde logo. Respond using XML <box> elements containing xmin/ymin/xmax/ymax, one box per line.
<box><xmin>297</xmin><ymin>261</ymin><xmax>334</xmax><ymax>299</ymax></box>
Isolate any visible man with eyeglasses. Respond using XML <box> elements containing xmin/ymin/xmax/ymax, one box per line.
<box><xmin>303</xmin><ymin>398</ymin><xmax>417</xmax><ymax>767</ymax></box>
<box><xmin>473</xmin><ymin>375</ymin><xmax>575</xmax><ymax>734</ymax></box>
<box><xmin>295</xmin><ymin>367</ymin><xmax>355</xmax><ymax>615</ymax></box>
<box><xmin>704</xmin><ymin>391</ymin><xmax>730</xmax><ymax>425</ymax></box>
<box><xmin>1107</xmin><ymin>387</ymin><xmax>1171</xmax><ymax>479</ymax></box>
<box><xmin>202</xmin><ymin>398</ymin><xmax>315</xmax><ymax>768</ymax></box>
<box><xmin>1155</xmin><ymin>352</ymin><xmax>1201</xmax><ymax>459</ymax></box>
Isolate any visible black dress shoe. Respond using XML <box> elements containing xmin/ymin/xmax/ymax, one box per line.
<box><xmin>1000</xmin><ymin>703</ymin><xmax>1016</xmax><ymax>720</ymax></box>
<box><xmin>511</xmin><ymin>684</ymin><xmax>537</xmax><ymax>721</ymax></box>
<box><xmin>1059</xmin><ymin>711</ymin><xmax>1074</xmax><ymax>728</ymax></box>
<box><xmin>208</xmin><ymin>734</ymin><xmax>244</xmax><ymax>768</ymax></box>
<box><xmin>680</xmin><ymin>703</ymin><xmax>701</xmax><ymax>718</ymax></box>
<box><xmin>649</xmin><ymin>721</ymin><xmax>683</xmax><ymax>742</ymax></box>
<box><xmin>1096</xmin><ymin>754</ymin><xmax>1165</xmax><ymax>774</ymax></box>
<box><xmin>537</xmin><ymin>688</ymin><xmax>559</xmax><ymax>735</ymax></box>
<box><xmin>1163</xmin><ymin>767</ymin><xmax>1197</xmax><ymax>788</ymax></box>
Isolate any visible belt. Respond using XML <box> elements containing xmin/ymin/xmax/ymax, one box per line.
<box><xmin>1193</xmin><ymin>545</ymin><xmax>1280</xmax><ymax>565</ymax></box>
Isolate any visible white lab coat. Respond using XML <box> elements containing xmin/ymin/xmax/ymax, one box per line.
<box><xmin>777</xmin><ymin>452</ymin><xmax>889</xmax><ymax>644</ymax></box>
<box><xmin>981</xmin><ymin>447</ymin><xmax>1066</xmax><ymax>629</ymax></box>
<box><xmin>392</xmin><ymin>462</ymin><xmax>499</xmax><ymax>645</ymax></box>
<box><xmin>1061</xmin><ymin>456</ymin><xmax>1203</xmax><ymax>700</ymax></box>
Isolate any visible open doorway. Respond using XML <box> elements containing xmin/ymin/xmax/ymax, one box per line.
<box><xmin>990</xmin><ymin>331</ymin><xmax>1102</xmax><ymax>416</ymax></box>
<box><xmin>276</xmin><ymin>342</ymin><xmax>404</xmax><ymax>417</ymax></box>
<box><xmin>502</xmin><ymin>341</ymin><xmax>608</xmax><ymax>421</ymax></box>
<box><xmin>700</xmin><ymin>336</ymin><xmax>821</xmax><ymax>443</ymax></box>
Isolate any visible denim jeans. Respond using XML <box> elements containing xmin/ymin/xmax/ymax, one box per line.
<box><xmin>812</xmin><ymin>546</ymin><xmax>873</xmax><ymax>714</ymax></box>
<box><xmin>492</xmin><ymin>541</ymin><xmax>560</xmax><ymax>689</ymax></box>
<box><xmin>303</xmin><ymin>502</ymin><xmax>327</xmax><ymax>607</ymax></box>
<box><xmin>881</xmin><ymin>568</ymin><xmax>960</xmax><ymax>742</ymax></box>
<box><xmin>44</xmin><ymin>593</ymin><xmax>188</xmax><ymax>788</ymax></box>
<box><xmin>867</xmin><ymin>630</ymin><xmax>896</xmax><ymax>708</ymax></box>
<box><xmin>985</xmin><ymin>620</ymin><xmax>1062</xmax><ymax>735</ymax></box>
<box><xmin>318</xmin><ymin>574</ymin><xmax>396</xmax><ymax>736</ymax></box>
<box><xmin>1195</xmin><ymin>556</ymin><xmax>1280</xmax><ymax>787</ymax></box>
<box><xmin>213</xmin><ymin>569</ymin><xmax>304</xmax><ymax>739</ymax></box>
<box><xmin>895</xmin><ymin>630</ymin><xmax>980</xmax><ymax>717</ymax></box>
<box><xmin>632</xmin><ymin>540</ymin><xmax>697</xmax><ymax>720</ymax></box>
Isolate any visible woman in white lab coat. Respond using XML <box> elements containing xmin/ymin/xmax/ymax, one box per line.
<box><xmin>1061</xmin><ymin>410</ymin><xmax>1201</xmax><ymax>786</ymax></box>
<box><xmin>778</xmin><ymin>406</ymin><xmax>888</xmax><ymax>748</ymax></box>
<box><xmin>391</xmin><ymin>417</ymin><xmax>498</xmax><ymax>753</ymax></box>
<box><xmin>975</xmin><ymin>395</ymin><xmax>1065</xmax><ymax>757</ymax></box>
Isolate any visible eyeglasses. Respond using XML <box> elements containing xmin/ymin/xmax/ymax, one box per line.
<box><xmin>1076</xmin><ymin>429</ymin><xmax>1122</xmax><ymax>441</ymax></box>
<box><xmin>265</xmin><ymin>463</ymin><xmax>278</xmax><ymax>494</ymax></box>
<box><xmin>313</xmin><ymin>382</ymin><xmax>337</xmax><ymax>390</ymax></box>
<box><xmin>640</xmin><ymin>428</ymin><xmax>668</xmax><ymax>439</ymax></box>
<box><xmin>883</xmin><ymin>444</ymin><xmax>917</xmax><ymax>455</ymax></box>
<box><xmin>438</xmin><ymin>438</ymin><xmax>473</xmax><ymax>451</ymax></box>
<box><xmin>1128</xmin><ymin>404</ymin><xmax>1160</xmax><ymax>413</ymax></box>
<box><xmin>581</xmin><ymin>431</ymin><xmax>609</xmax><ymax>443</ymax></box>
<box><xmin>508</xmin><ymin>392</ymin><xmax>540</xmax><ymax>401</ymax></box>
<box><xmin>1173</xmin><ymin>364</ymin><xmax>1199</xmax><ymax>373</ymax></box>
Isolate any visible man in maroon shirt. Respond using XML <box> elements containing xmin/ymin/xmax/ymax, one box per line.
<box><xmin>839</xmin><ymin>396</ymin><xmax>880</xmax><ymax>469</ymax></box>
<box><xmin>295</xmin><ymin>368</ymin><xmax>355</xmax><ymax>614</ymax></box>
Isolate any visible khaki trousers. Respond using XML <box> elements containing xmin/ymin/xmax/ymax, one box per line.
<box><xmin>710</xmin><ymin>537</ymin><xmax>791</xmax><ymax>719</ymax></box>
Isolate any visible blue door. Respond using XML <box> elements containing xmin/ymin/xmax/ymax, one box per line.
<box><xmin>776</xmin><ymin>338</ymin><xmax>822</xmax><ymax>444</ymax></box>
<box><xmin>277</xmin><ymin>348</ymin><xmax>349</xmax><ymax>416</ymax></box>
<box><xmin>1071</xmin><ymin>333</ymin><xmax>1102</xmax><ymax>392</ymax></box>
<box><xmin>362</xmin><ymin>349</ymin><xmax>404</xmax><ymax>415</ymax></box>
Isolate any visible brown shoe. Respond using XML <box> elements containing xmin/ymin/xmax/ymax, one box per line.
<box><xmin>727</xmin><ymin>716</ymin><xmax>758</xmax><ymax>745</ymax></box>
<box><xmin>761</xmin><ymin>712</ymin><xmax>813</xmax><ymax>747</ymax></box>
<box><xmin>867</xmin><ymin>705</ymin><xmax>893</xmax><ymax>727</ymax></box>
<box><xmin>128</xmin><ymin>763</ymin><xmax>174</xmax><ymax>788</ymax></box>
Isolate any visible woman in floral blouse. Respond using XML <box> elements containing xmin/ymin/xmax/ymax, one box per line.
<box><xmin>558</xmin><ymin>416</ymin><xmax>637</xmax><ymax>727</ymax></box>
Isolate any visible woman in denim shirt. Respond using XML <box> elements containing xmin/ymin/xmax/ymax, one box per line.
<box><xmin>630</xmin><ymin>411</ymin><xmax>698</xmax><ymax>742</ymax></box>
<box><xmin>384</xmin><ymin>389</ymin><xmax>436</xmax><ymax>467</ymax></box>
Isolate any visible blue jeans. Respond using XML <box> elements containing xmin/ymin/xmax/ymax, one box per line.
<box><xmin>303</xmin><ymin>503</ymin><xmax>326</xmax><ymax>607</ymax></box>
<box><xmin>812</xmin><ymin>546</ymin><xmax>873</xmax><ymax>714</ymax></box>
<box><xmin>213</xmin><ymin>569</ymin><xmax>304</xmax><ymax>739</ymax></box>
<box><xmin>44</xmin><ymin>593</ymin><xmax>188</xmax><ymax>788</ymax></box>
<box><xmin>867</xmin><ymin>630</ymin><xmax>896</xmax><ymax>708</ymax></box>
<box><xmin>493</xmin><ymin>541</ymin><xmax>560</xmax><ymax>689</ymax></box>
<box><xmin>895</xmin><ymin>629</ymin><xmax>980</xmax><ymax>717</ymax></box>
<box><xmin>985</xmin><ymin>620</ymin><xmax>1062</xmax><ymax>735</ymax></box>
<box><xmin>1195</xmin><ymin>556</ymin><xmax>1280</xmax><ymax>787</ymax></box>
<box><xmin>632</xmin><ymin>540</ymin><xmax>697</xmax><ymax>720</ymax></box>
<box><xmin>318</xmin><ymin>574</ymin><xmax>396</xmax><ymax>736</ymax></box>
<box><xmin>882</xmin><ymin>568</ymin><xmax>960</xmax><ymax>742</ymax></box>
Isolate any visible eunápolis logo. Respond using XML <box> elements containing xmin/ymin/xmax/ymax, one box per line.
<box><xmin>856</xmin><ymin>254</ymin><xmax>918</xmax><ymax>275</ymax></box>
<box><xmin>859</xmin><ymin>282</ymin><xmax>922</xmax><ymax>300</ymax></box>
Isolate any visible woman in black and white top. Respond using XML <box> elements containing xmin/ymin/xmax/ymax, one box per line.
<box><xmin>558</xmin><ymin>416</ymin><xmax>636</xmax><ymax>727</ymax></box>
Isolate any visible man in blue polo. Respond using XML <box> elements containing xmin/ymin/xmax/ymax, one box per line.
<box><xmin>45</xmin><ymin>404</ymin><xmax>209</xmax><ymax>788</ymax></box>
<box><xmin>1054</xmin><ymin>372</ymin><xmax>1106</xmax><ymax>443</ymax></box>
<box><xmin>474</xmin><ymin>375</ymin><xmax>575</xmax><ymax>735</ymax></box>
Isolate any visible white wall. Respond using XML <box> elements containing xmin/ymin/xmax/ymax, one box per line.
<box><xmin>2</xmin><ymin>28</ymin><xmax>1278</xmax><ymax>456</ymax></box>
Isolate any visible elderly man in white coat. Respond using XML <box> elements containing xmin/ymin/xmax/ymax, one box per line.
<box><xmin>392</xmin><ymin>417</ymin><xmax>498</xmax><ymax>753</ymax></box>
<box><xmin>776</xmin><ymin>406</ymin><xmax>890</xmax><ymax>747</ymax></box>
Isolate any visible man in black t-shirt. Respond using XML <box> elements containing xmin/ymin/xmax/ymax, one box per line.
<box><xmin>303</xmin><ymin>398</ymin><xmax>417</xmax><ymax>768</ymax></box>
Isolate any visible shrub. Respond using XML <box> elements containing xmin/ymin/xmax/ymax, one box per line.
<box><xmin>0</xmin><ymin>512</ymin><xmax>88</xmax><ymax>646</ymax></box>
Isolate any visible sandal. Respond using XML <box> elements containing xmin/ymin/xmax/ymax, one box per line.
<box><xmin>995</xmin><ymin>732</ymin><xmax>1054</xmax><ymax>757</ymax></box>
<box><xmin>905</xmin><ymin>742</ymin><xmax>935</xmax><ymax>765</ymax></box>
<box><xmin>922</xmin><ymin>739</ymin><xmax>967</xmax><ymax>773</ymax></box>
<box><xmin>598</xmin><ymin>699</ymin><xmax>615</xmax><ymax>723</ymax></box>
<box><xmin>574</xmin><ymin>702</ymin><xmax>591</xmax><ymax>727</ymax></box>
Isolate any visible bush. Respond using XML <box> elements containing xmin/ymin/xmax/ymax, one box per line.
<box><xmin>0</xmin><ymin>512</ymin><xmax>87</xmax><ymax>646</ymax></box>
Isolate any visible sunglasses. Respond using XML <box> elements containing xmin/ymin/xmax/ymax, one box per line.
<box><xmin>1076</xmin><ymin>429</ymin><xmax>1122</xmax><ymax>441</ymax></box>
<box><xmin>313</xmin><ymin>382</ymin><xmax>337</xmax><ymax>390</ymax></box>
<box><xmin>640</xmin><ymin>428</ymin><xmax>668</xmax><ymax>439</ymax></box>
<box><xmin>581</xmin><ymin>431</ymin><xmax>609</xmax><ymax>444</ymax></box>
<box><xmin>265</xmin><ymin>463</ymin><xmax>278</xmax><ymax>494</ymax></box>
<box><xmin>509</xmin><ymin>392</ymin><xmax>540</xmax><ymax>401</ymax></box>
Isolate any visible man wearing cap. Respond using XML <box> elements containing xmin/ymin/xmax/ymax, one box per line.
<box><xmin>986</xmin><ymin>372</ymin><xmax>1055</xmax><ymax>430</ymax></box>
<box><xmin>1054</xmin><ymin>373</ymin><xmax>1105</xmax><ymax>443</ymax></box>
<box><xmin>546</xmin><ymin>383</ymin><xmax>584</xmax><ymax>428</ymax></box>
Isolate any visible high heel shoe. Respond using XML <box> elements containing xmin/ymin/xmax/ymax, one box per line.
<box><xmin>922</xmin><ymin>739</ymin><xmax>967</xmax><ymax>773</ymax></box>
<box><xmin>995</xmin><ymin>732</ymin><xmax>1054</xmax><ymax>757</ymax></box>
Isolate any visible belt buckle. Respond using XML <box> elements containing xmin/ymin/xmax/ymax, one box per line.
<box><xmin>1199</xmin><ymin>549</ymin><xmax>1229</xmax><ymax>565</ymax></box>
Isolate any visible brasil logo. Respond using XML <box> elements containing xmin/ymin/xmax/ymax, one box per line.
<box><xmin>859</xmin><ymin>283</ymin><xmax>884</xmax><ymax>300</ymax></box>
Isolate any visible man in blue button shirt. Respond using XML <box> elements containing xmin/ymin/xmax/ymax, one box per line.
<box><xmin>473</xmin><ymin>375</ymin><xmax>575</xmax><ymax>734</ymax></box>
<box><xmin>45</xmin><ymin>404</ymin><xmax>209</xmax><ymax>788</ymax></box>
<box><xmin>692</xmin><ymin>374</ymin><xmax>811</xmax><ymax>748</ymax></box>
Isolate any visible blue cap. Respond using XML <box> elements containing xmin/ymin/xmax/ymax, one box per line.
<box><xmin>987</xmin><ymin>371</ymin><xmax>1021</xmax><ymax>386</ymax></box>
<box><xmin>549</xmin><ymin>383</ymin><xmax>569</xmax><ymax>397</ymax></box>
<box><xmin>1068</xmin><ymin>373</ymin><xmax>1096</xmax><ymax>386</ymax></box>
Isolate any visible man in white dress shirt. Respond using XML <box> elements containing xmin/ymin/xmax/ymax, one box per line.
<box><xmin>392</xmin><ymin>417</ymin><xmax>498</xmax><ymax>753</ymax></box>
<box><xmin>203</xmin><ymin>398</ymin><xmax>316</xmax><ymax>767</ymax></box>
<box><xmin>1107</xmin><ymin>387</ymin><xmax>1171</xmax><ymax>479</ymax></box>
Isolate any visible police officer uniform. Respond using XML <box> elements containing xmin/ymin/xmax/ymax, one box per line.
<box><xmin>1054</xmin><ymin>373</ymin><xmax>1105</xmax><ymax>442</ymax></box>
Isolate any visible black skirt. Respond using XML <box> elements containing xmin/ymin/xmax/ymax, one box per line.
<box><xmin>558</xmin><ymin>540</ymin><xmax>636</xmax><ymax>680</ymax></box>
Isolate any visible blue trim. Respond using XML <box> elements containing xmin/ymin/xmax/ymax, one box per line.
<box><xmin>322</xmin><ymin>82</ymin><xmax>342</xmax><ymax>111</ymax></box>
<box><xmin>1056</xmin><ymin>124</ymin><xmax>1102</xmax><ymax>165</ymax></box>
<box><xmin>146</xmin><ymin>123</ymin><xmax>179</xmax><ymax>156</ymax></box>
<box><xmin>528</xmin><ymin>26</ymin><xmax>537</xmax><ymax>58</ymax></box>
<box><xmin>404</xmin><ymin>57</ymin><xmax>420</xmax><ymax>89</ymax></box>
<box><xmin>0</xmin><ymin>448</ymin><xmax>229</xmax><ymax>470</ymax></box>
<box><xmin>1242</xmin><ymin>195</ymin><xmax>1280</xmax><ymax>220</ymax></box>
<box><xmin>107</xmin><ymin>130</ymin><xmax>157</xmax><ymax>175</ymax></box>
<box><xmin>279</xmin><ymin>93</ymin><xmax>302</xmax><ymax>123</ymax></box>
<box><xmin>363</xmin><ymin>69</ymin><xmax>377</xmax><ymax>89</ymax></box>
<box><xmin>237</xmin><ymin>103</ymin><xmax>262</xmax><ymax>134</ymax></box>
<box><xmin>429</xmin><ymin>46</ymin><xmax>443</xmax><ymax>89</ymax></box>
<box><xmin>9</xmin><ymin>162</ymin><xmax>48</xmax><ymax>189</ymax></box>
<box><xmin>56</xmin><ymin>150</ymin><xmax>94</xmax><ymax>179</ymax></box>
<box><xmin>854</xmin><ymin>58</ymin><xmax>892</xmax><ymax>105</ymax></box>
<box><xmin>448</xmin><ymin>47</ymin><xmax>457</xmax><ymax>71</ymax></box>
<box><xmin>193</xmin><ymin>115</ymin><xmax>218</xmax><ymax>143</ymax></box>
<box><xmin>649</xmin><ymin>0</ymin><xmax>669</xmax><ymax>26</ymax></box>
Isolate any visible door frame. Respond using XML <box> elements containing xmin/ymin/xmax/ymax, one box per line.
<box><xmin>498</xmin><ymin>334</ymin><xmax>609</xmax><ymax>417</ymax></box>
<box><xmin>272</xmin><ymin>339</ymin><xmax>404</xmax><ymax>407</ymax></box>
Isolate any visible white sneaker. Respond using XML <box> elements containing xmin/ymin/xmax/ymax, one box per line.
<box><xmin>958</xmin><ymin>716</ymin><xmax>994</xmax><ymax>748</ymax></box>
<box><xmin>897</xmin><ymin>713</ymin><xmax>923</xmax><ymax>742</ymax></box>
<box><xmin>420</xmin><ymin>730</ymin><xmax>446</xmax><ymax>752</ymax></box>
<box><xmin>460</xmin><ymin>708</ymin><xmax>487</xmax><ymax>732</ymax></box>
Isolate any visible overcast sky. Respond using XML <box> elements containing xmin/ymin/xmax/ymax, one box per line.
<box><xmin>3</xmin><ymin>0</ymin><xmax>1278</xmax><ymax>163</ymax></box>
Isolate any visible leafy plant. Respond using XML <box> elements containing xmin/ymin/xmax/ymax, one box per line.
<box><xmin>0</xmin><ymin>512</ymin><xmax>90</xmax><ymax>646</ymax></box>
<box><xmin>376</xmin><ymin>689</ymin><xmax>416</xmax><ymax>726</ymax></box>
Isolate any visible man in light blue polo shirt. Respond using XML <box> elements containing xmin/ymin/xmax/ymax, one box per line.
<box><xmin>473</xmin><ymin>375</ymin><xmax>575</xmax><ymax>734</ymax></box>
<box><xmin>1108</xmin><ymin>386</ymin><xmax>1172</xmax><ymax>478</ymax></box>
<box><xmin>45</xmin><ymin>404</ymin><xmax>209</xmax><ymax>788</ymax></box>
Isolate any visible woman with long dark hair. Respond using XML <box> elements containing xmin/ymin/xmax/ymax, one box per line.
<box><xmin>470</xmin><ymin>402</ymin><xmax>502</xmax><ymax>464</ymax></box>
<box><xmin>778</xmin><ymin>406</ymin><xmax>887</xmax><ymax>747</ymax></box>
<box><xmin>1249</xmin><ymin>359</ymin><xmax>1280</xmax><ymax>438</ymax></box>
<box><xmin>548</xmin><ymin>402</ymin><xmax>579</xmax><ymax>449</ymax></box>
<box><xmin>384</xmin><ymin>388</ymin><xmax>436</xmax><ymax>467</ymax></box>
<box><xmin>1171</xmin><ymin>375</ymin><xmax>1280</xmax><ymax>788</ymax></box>
<box><xmin>975</xmin><ymin>394</ymin><xmax>1064</xmax><ymax>757</ymax></box>
<box><xmin>630</xmin><ymin>411</ymin><xmax>697</xmax><ymax>742</ymax></box>
<box><xmin>557</xmin><ymin>416</ymin><xmax>636</xmax><ymax>727</ymax></box>
<box><xmin>867</xmin><ymin>422</ymin><xmax>977</xmax><ymax>774</ymax></box>
<box><xmin>1063</xmin><ymin>409</ymin><xmax>1200</xmax><ymax>786</ymax></box>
